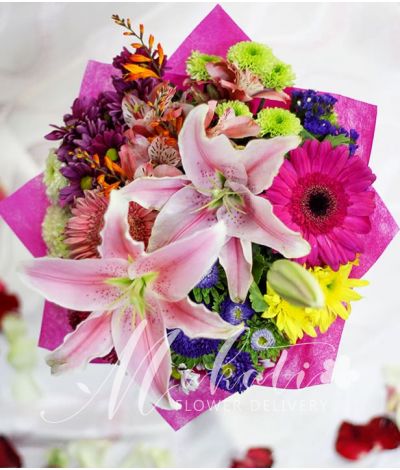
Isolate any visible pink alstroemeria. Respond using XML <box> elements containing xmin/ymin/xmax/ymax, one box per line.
<box><xmin>206</xmin><ymin>61</ymin><xmax>289</xmax><ymax>103</ymax></box>
<box><xmin>123</xmin><ymin>104</ymin><xmax>310</xmax><ymax>302</ymax></box>
<box><xmin>20</xmin><ymin>190</ymin><xmax>242</xmax><ymax>410</ymax></box>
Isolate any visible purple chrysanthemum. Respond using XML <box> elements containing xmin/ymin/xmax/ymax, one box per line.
<box><xmin>196</xmin><ymin>263</ymin><xmax>219</xmax><ymax>289</ymax></box>
<box><xmin>46</xmin><ymin>92</ymin><xmax>126</xmax><ymax>163</ymax></box>
<box><xmin>220</xmin><ymin>299</ymin><xmax>254</xmax><ymax>325</ymax></box>
<box><xmin>169</xmin><ymin>329</ymin><xmax>220</xmax><ymax>358</ymax></box>
<box><xmin>250</xmin><ymin>329</ymin><xmax>276</xmax><ymax>352</ymax></box>
<box><xmin>210</xmin><ymin>349</ymin><xmax>257</xmax><ymax>394</ymax></box>
<box><xmin>59</xmin><ymin>161</ymin><xmax>95</xmax><ymax>205</ymax></box>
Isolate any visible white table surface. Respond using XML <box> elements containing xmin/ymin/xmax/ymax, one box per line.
<box><xmin>0</xmin><ymin>2</ymin><xmax>399</xmax><ymax>467</ymax></box>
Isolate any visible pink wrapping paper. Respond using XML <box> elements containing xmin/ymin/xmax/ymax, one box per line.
<box><xmin>0</xmin><ymin>5</ymin><xmax>398</xmax><ymax>430</ymax></box>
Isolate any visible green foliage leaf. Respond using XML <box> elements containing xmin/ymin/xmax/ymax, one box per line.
<box><xmin>323</xmin><ymin>133</ymin><xmax>352</xmax><ymax>147</ymax></box>
<box><xmin>249</xmin><ymin>282</ymin><xmax>268</xmax><ymax>313</ymax></box>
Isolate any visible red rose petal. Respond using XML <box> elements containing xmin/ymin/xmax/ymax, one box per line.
<box><xmin>335</xmin><ymin>421</ymin><xmax>374</xmax><ymax>461</ymax></box>
<box><xmin>231</xmin><ymin>448</ymin><xmax>274</xmax><ymax>468</ymax></box>
<box><xmin>366</xmin><ymin>416</ymin><xmax>400</xmax><ymax>450</ymax></box>
<box><xmin>0</xmin><ymin>435</ymin><xmax>22</xmax><ymax>468</ymax></box>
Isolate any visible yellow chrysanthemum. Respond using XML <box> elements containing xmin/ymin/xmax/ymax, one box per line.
<box><xmin>262</xmin><ymin>262</ymin><xmax>368</xmax><ymax>343</ymax></box>
<box><xmin>311</xmin><ymin>263</ymin><xmax>368</xmax><ymax>333</ymax></box>
<box><xmin>262</xmin><ymin>287</ymin><xmax>317</xmax><ymax>344</ymax></box>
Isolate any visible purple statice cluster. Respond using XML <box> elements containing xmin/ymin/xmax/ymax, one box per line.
<box><xmin>290</xmin><ymin>89</ymin><xmax>359</xmax><ymax>155</ymax></box>
<box><xmin>170</xmin><ymin>329</ymin><xmax>221</xmax><ymax>358</ymax></box>
<box><xmin>196</xmin><ymin>263</ymin><xmax>219</xmax><ymax>289</ymax></box>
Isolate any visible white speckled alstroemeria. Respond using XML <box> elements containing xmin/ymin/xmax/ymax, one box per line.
<box><xmin>20</xmin><ymin>190</ymin><xmax>242</xmax><ymax>410</ymax></box>
<box><xmin>123</xmin><ymin>104</ymin><xmax>310</xmax><ymax>302</ymax></box>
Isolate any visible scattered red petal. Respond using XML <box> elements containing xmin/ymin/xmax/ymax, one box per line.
<box><xmin>231</xmin><ymin>448</ymin><xmax>273</xmax><ymax>468</ymax></box>
<box><xmin>0</xmin><ymin>435</ymin><xmax>23</xmax><ymax>468</ymax></box>
<box><xmin>367</xmin><ymin>416</ymin><xmax>400</xmax><ymax>450</ymax></box>
<box><xmin>0</xmin><ymin>283</ymin><xmax>20</xmax><ymax>332</ymax></box>
<box><xmin>335</xmin><ymin>416</ymin><xmax>400</xmax><ymax>461</ymax></box>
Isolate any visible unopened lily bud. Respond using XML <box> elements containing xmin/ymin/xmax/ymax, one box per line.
<box><xmin>267</xmin><ymin>259</ymin><xmax>325</xmax><ymax>309</ymax></box>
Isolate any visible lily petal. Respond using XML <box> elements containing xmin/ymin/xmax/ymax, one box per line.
<box><xmin>147</xmin><ymin>185</ymin><xmax>217</xmax><ymax>252</ymax></box>
<box><xmin>179</xmin><ymin>104</ymin><xmax>247</xmax><ymax>192</ymax></box>
<box><xmin>131</xmin><ymin>222</ymin><xmax>227</xmax><ymax>301</ymax></box>
<box><xmin>111</xmin><ymin>304</ymin><xmax>180</xmax><ymax>410</ymax></box>
<box><xmin>159</xmin><ymin>296</ymin><xmax>244</xmax><ymax>339</ymax></box>
<box><xmin>217</xmin><ymin>184</ymin><xmax>310</xmax><ymax>259</ymax></box>
<box><xmin>219</xmin><ymin>237</ymin><xmax>253</xmax><ymax>302</ymax></box>
<box><xmin>99</xmin><ymin>189</ymin><xmax>144</xmax><ymax>260</ymax></box>
<box><xmin>20</xmin><ymin>257</ymin><xmax>129</xmax><ymax>311</ymax></box>
<box><xmin>46</xmin><ymin>311</ymin><xmax>113</xmax><ymax>374</ymax></box>
<box><xmin>240</xmin><ymin>136</ymin><xmax>301</xmax><ymax>194</ymax></box>
<box><xmin>121</xmin><ymin>176</ymin><xmax>189</xmax><ymax>210</ymax></box>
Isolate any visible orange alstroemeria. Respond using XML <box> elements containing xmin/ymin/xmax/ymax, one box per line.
<box><xmin>123</xmin><ymin>63</ymin><xmax>159</xmax><ymax>80</ymax></box>
<box><xmin>130</xmin><ymin>54</ymin><xmax>152</xmax><ymax>63</ymax></box>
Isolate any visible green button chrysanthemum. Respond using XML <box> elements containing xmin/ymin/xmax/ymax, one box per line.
<box><xmin>43</xmin><ymin>149</ymin><xmax>68</xmax><ymax>204</ymax></box>
<box><xmin>215</xmin><ymin>100</ymin><xmax>252</xmax><ymax>118</ymax></box>
<box><xmin>257</xmin><ymin>108</ymin><xmax>302</xmax><ymax>138</ymax></box>
<box><xmin>186</xmin><ymin>50</ymin><xmax>222</xmax><ymax>81</ymax></box>
<box><xmin>227</xmin><ymin>41</ymin><xmax>275</xmax><ymax>78</ymax></box>
<box><xmin>262</xmin><ymin>61</ymin><xmax>296</xmax><ymax>91</ymax></box>
<box><xmin>42</xmin><ymin>205</ymin><xmax>71</xmax><ymax>258</ymax></box>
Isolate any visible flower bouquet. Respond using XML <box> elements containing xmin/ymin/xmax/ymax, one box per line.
<box><xmin>0</xmin><ymin>6</ymin><xmax>398</xmax><ymax>430</ymax></box>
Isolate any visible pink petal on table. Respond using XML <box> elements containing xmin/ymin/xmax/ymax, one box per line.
<box><xmin>131</xmin><ymin>223</ymin><xmax>226</xmax><ymax>302</ymax></box>
<box><xmin>159</xmin><ymin>297</ymin><xmax>244</xmax><ymax>339</ymax></box>
<box><xmin>179</xmin><ymin>104</ymin><xmax>247</xmax><ymax>192</ymax></box>
<box><xmin>121</xmin><ymin>176</ymin><xmax>189</xmax><ymax>211</ymax></box>
<box><xmin>240</xmin><ymin>136</ymin><xmax>301</xmax><ymax>194</ymax></box>
<box><xmin>218</xmin><ymin>183</ymin><xmax>310</xmax><ymax>259</ymax></box>
<box><xmin>147</xmin><ymin>185</ymin><xmax>217</xmax><ymax>252</ymax></box>
<box><xmin>99</xmin><ymin>189</ymin><xmax>144</xmax><ymax>260</ymax></box>
<box><xmin>20</xmin><ymin>257</ymin><xmax>129</xmax><ymax>311</ymax></box>
<box><xmin>46</xmin><ymin>311</ymin><xmax>113</xmax><ymax>374</ymax></box>
<box><xmin>111</xmin><ymin>303</ymin><xmax>180</xmax><ymax>410</ymax></box>
<box><xmin>219</xmin><ymin>237</ymin><xmax>253</xmax><ymax>302</ymax></box>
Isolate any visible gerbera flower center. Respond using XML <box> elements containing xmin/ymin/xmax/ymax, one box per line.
<box><xmin>303</xmin><ymin>186</ymin><xmax>336</xmax><ymax>218</ymax></box>
<box><xmin>291</xmin><ymin>173</ymin><xmax>348</xmax><ymax>235</ymax></box>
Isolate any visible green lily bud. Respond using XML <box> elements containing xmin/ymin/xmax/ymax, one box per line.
<box><xmin>267</xmin><ymin>259</ymin><xmax>325</xmax><ymax>309</ymax></box>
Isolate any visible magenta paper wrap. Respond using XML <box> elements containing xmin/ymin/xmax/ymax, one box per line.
<box><xmin>0</xmin><ymin>5</ymin><xmax>398</xmax><ymax>430</ymax></box>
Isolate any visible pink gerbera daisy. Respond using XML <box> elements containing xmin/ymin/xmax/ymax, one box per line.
<box><xmin>65</xmin><ymin>190</ymin><xmax>109</xmax><ymax>259</ymax></box>
<box><xmin>266</xmin><ymin>140</ymin><xmax>376</xmax><ymax>270</ymax></box>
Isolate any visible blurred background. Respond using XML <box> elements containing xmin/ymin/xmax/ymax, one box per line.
<box><xmin>0</xmin><ymin>2</ymin><xmax>399</xmax><ymax>467</ymax></box>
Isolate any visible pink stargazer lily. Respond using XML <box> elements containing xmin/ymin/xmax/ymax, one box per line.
<box><xmin>20</xmin><ymin>190</ymin><xmax>243</xmax><ymax>410</ymax></box>
<box><xmin>123</xmin><ymin>104</ymin><xmax>311</xmax><ymax>302</ymax></box>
